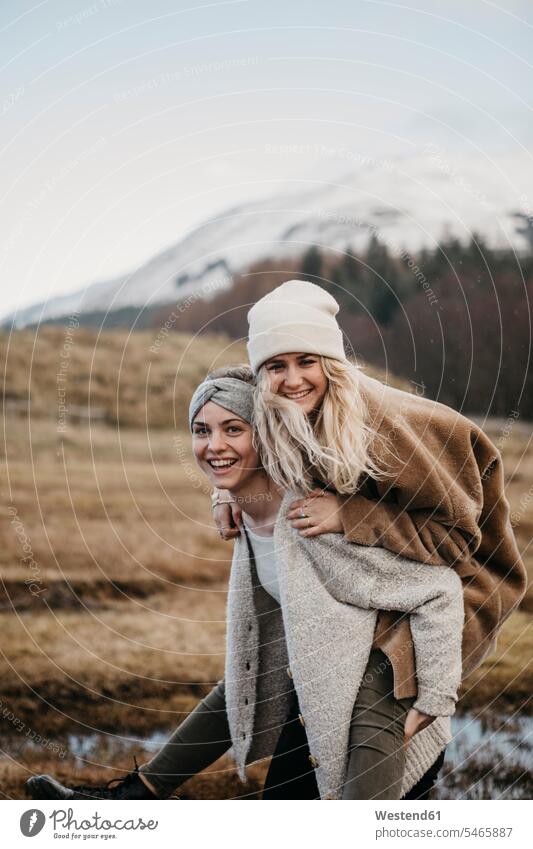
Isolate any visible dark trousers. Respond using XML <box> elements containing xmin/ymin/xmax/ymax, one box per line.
<box><xmin>262</xmin><ymin>686</ymin><xmax>445</xmax><ymax>800</ymax></box>
<box><xmin>263</xmin><ymin>648</ymin><xmax>443</xmax><ymax>800</ymax></box>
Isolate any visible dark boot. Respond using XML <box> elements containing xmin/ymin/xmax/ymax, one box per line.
<box><xmin>26</xmin><ymin>759</ymin><xmax>158</xmax><ymax>800</ymax></box>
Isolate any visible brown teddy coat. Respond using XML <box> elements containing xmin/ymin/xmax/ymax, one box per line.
<box><xmin>339</xmin><ymin>372</ymin><xmax>527</xmax><ymax>699</ymax></box>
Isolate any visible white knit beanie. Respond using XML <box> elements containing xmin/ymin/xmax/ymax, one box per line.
<box><xmin>247</xmin><ymin>280</ymin><xmax>347</xmax><ymax>373</ymax></box>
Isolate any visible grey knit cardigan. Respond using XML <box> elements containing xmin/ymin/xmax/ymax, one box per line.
<box><xmin>225</xmin><ymin>491</ymin><xmax>464</xmax><ymax>800</ymax></box>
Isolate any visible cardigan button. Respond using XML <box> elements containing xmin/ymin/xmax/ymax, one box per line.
<box><xmin>286</xmin><ymin>667</ymin><xmax>293</xmax><ymax>679</ymax></box>
<box><xmin>244</xmin><ymin>697</ymin><xmax>249</xmax><ymax>705</ymax></box>
<box><xmin>245</xmin><ymin>661</ymin><xmax>251</xmax><ymax>671</ymax></box>
<box><xmin>308</xmin><ymin>755</ymin><xmax>319</xmax><ymax>768</ymax></box>
<box><xmin>298</xmin><ymin>713</ymin><xmax>305</xmax><ymax>727</ymax></box>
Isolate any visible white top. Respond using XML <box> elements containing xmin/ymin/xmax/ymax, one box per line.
<box><xmin>243</xmin><ymin>521</ymin><xmax>281</xmax><ymax>604</ymax></box>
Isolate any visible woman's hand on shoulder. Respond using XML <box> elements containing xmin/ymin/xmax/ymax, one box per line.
<box><xmin>287</xmin><ymin>489</ymin><xmax>343</xmax><ymax>537</ymax></box>
<box><xmin>403</xmin><ymin>708</ymin><xmax>436</xmax><ymax>749</ymax></box>
<box><xmin>213</xmin><ymin>501</ymin><xmax>242</xmax><ymax>541</ymax></box>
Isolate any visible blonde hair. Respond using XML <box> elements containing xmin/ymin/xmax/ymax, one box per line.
<box><xmin>254</xmin><ymin>357</ymin><xmax>391</xmax><ymax>494</ymax></box>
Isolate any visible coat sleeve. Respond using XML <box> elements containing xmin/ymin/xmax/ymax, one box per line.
<box><xmin>314</xmin><ymin>539</ymin><xmax>464</xmax><ymax>717</ymax></box>
<box><xmin>362</xmin><ymin>551</ymin><xmax>464</xmax><ymax>717</ymax></box>
<box><xmin>338</xmin><ymin>401</ymin><xmax>486</xmax><ymax>567</ymax></box>
<box><xmin>339</xmin><ymin>491</ymin><xmax>481</xmax><ymax>567</ymax></box>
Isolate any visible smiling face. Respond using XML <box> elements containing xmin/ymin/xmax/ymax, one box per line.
<box><xmin>191</xmin><ymin>401</ymin><xmax>261</xmax><ymax>493</ymax></box>
<box><xmin>263</xmin><ymin>352</ymin><xmax>328</xmax><ymax>415</ymax></box>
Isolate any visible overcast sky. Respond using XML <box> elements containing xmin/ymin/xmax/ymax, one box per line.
<box><xmin>1</xmin><ymin>0</ymin><xmax>532</xmax><ymax>318</ymax></box>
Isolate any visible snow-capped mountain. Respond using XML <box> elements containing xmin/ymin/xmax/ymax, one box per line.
<box><xmin>3</xmin><ymin>153</ymin><xmax>531</xmax><ymax>328</ymax></box>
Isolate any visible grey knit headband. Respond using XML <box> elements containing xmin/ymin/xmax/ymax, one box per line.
<box><xmin>189</xmin><ymin>377</ymin><xmax>254</xmax><ymax>430</ymax></box>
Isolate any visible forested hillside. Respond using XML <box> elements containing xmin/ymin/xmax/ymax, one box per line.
<box><xmin>154</xmin><ymin>236</ymin><xmax>533</xmax><ymax>419</ymax></box>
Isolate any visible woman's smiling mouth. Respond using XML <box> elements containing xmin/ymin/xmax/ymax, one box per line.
<box><xmin>283</xmin><ymin>388</ymin><xmax>312</xmax><ymax>400</ymax></box>
<box><xmin>207</xmin><ymin>458</ymin><xmax>238</xmax><ymax>471</ymax></box>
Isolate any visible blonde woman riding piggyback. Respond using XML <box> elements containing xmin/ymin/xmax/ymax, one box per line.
<box><xmin>212</xmin><ymin>279</ymin><xmax>527</xmax><ymax>788</ymax></box>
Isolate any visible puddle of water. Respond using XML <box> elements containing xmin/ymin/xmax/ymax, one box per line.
<box><xmin>2</xmin><ymin>710</ymin><xmax>532</xmax><ymax>799</ymax></box>
<box><xmin>433</xmin><ymin>711</ymin><xmax>533</xmax><ymax>800</ymax></box>
<box><xmin>66</xmin><ymin>730</ymin><xmax>169</xmax><ymax>770</ymax></box>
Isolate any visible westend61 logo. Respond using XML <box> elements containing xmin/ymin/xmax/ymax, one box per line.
<box><xmin>19</xmin><ymin>807</ymin><xmax>158</xmax><ymax>838</ymax></box>
<box><xmin>20</xmin><ymin>809</ymin><xmax>46</xmax><ymax>836</ymax></box>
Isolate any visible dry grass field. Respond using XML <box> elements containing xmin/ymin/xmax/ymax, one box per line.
<box><xmin>0</xmin><ymin>328</ymin><xmax>531</xmax><ymax>799</ymax></box>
